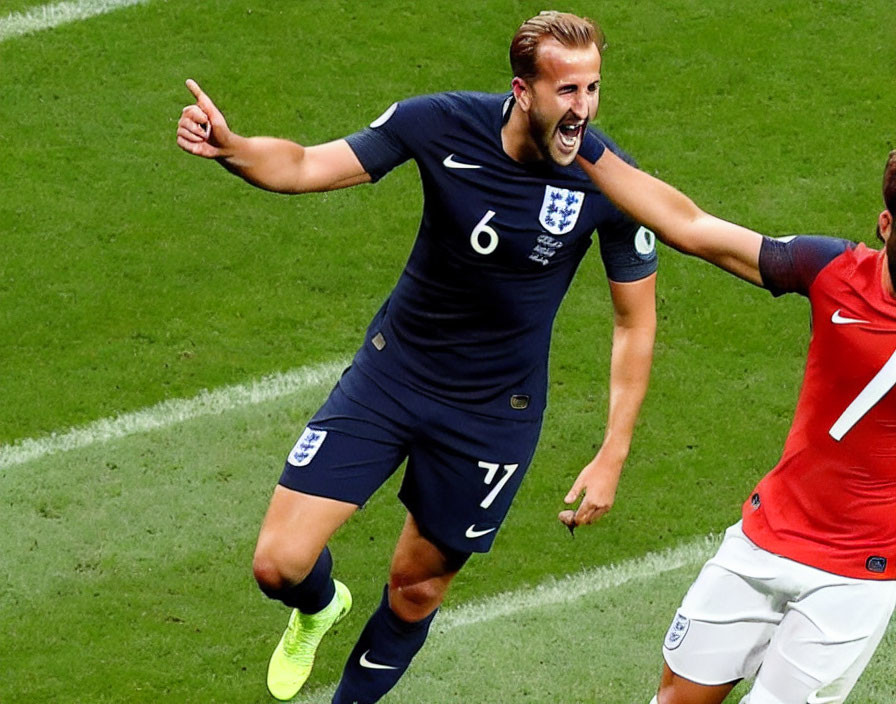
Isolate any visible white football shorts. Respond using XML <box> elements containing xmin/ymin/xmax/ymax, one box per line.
<box><xmin>662</xmin><ymin>521</ymin><xmax>896</xmax><ymax>704</ymax></box>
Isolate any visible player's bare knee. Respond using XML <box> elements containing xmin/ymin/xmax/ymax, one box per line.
<box><xmin>252</xmin><ymin>544</ymin><xmax>315</xmax><ymax>596</ymax></box>
<box><xmin>252</xmin><ymin>552</ymin><xmax>287</xmax><ymax>595</ymax></box>
<box><xmin>655</xmin><ymin>674</ymin><xmax>733</xmax><ymax>704</ymax></box>
<box><xmin>388</xmin><ymin>576</ymin><xmax>443</xmax><ymax>621</ymax></box>
<box><xmin>654</xmin><ymin>686</ymin><xmax>672</xmax><ymax>704</ymax></box>
<box><xmin>655</xmin><ymin>685</ymin><xmax>685</xmax><ymax>704</ymax></box>
<box><xmin>655</xmin><ymin>675</ymin><xmax>686</xmax><ymax>704</ymax></box>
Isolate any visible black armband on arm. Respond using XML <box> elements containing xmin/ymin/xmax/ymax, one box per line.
<box><xmin>578</xmin><ymin>129</ymin><xmax>606</xmax><ymax>164</ymax></box>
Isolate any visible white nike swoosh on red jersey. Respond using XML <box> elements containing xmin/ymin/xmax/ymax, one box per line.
<box><xmin>831</xmin><ymin>309</ymin><xmax>870</xmax><ymax>325</ymax></box>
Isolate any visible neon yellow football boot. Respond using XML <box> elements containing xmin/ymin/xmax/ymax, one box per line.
<box><xmin>266</xmin><ymin>579</ymin><xmax>352</xmax><ymax>701</ymax></box>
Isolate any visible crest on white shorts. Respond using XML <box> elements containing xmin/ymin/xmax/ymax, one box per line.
<box><xmin>539</xmin><ymin>186</ymin><xmax>584</xmax><ymax>235</ymax></box>
<box><xmin>287</xmin><ymin>427</ymin><xmax>328</xmax><ymax>467</ymax></box>
<box><xmin>664</xmin><ymin>610</ymin><xmax>690</xmax><ymax>651</ymax></box>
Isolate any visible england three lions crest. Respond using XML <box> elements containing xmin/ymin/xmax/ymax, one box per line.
<box><xmin>539</xmin><ymin>186</ymin><xmax>584</xmax><ymax>235</ymax></box>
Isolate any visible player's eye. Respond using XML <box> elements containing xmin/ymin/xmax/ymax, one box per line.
<box><xmin>588</xmin><ymin>81</ymin><xmax>601</xmax><ymax>93</ymax></box>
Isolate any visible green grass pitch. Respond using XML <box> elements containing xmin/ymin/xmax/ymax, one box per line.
<box><xmin>1</xmin><ymin>1</ymin><xmax>894</xmax><ymax>702</ymax></box>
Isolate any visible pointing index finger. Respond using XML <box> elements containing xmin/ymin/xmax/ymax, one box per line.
<box><xmin>184</xmin><ymin>79</ymin><xmax>213</xmax><ymax>136</ymax></box>
<box><xmin>185</xmin><ymin>78</ymin><xmax>203</xmax><ymax>101</ymax></box>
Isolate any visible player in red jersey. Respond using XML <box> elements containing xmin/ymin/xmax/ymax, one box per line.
<box><xmin>568</xmin><ymin>147</ymin><xmax>896</xmax><ymax>703</ymax></box>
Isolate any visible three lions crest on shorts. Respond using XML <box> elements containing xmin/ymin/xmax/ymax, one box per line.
<box><xmin>664</xmin><ymin>610</ymin><xmax>690</xmax><ymax>650</ymax></box>
<box><xmin>287</xmin><ymin>427</ymin><xmax>328</xmax><ymax>467</ymax></box>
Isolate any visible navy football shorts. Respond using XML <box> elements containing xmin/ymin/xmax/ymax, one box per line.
<box><xmin>279</xmin><ymin>365</ymin><xmax>543</xmax><ymax>553</ymax></box>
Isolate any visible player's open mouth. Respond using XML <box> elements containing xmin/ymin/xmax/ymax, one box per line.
<box><xmin>557</xmin><ymin>122</ymin><xmax>584</xmax><ymax>151</ymax></box>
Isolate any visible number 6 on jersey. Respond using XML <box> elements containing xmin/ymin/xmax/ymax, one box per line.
<box><xmin>470</xmin><ymin>210</ymin><xmax>499</xmax><ymax>255</ymax></box>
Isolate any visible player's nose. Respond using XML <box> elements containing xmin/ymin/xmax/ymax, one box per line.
<box><xmin>571</xmin><ymin>93</ymin><xmax>589</xmax><ymax>119</ymax></box>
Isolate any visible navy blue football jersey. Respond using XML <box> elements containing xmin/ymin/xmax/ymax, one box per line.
<box><xmin>344</xmin><ymin>91</ymin><xmax>657</xmax><ymax>419</ymax></box>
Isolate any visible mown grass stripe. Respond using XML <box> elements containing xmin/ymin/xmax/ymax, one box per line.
<box><xmin>294</xmin><ymin>535</ymin><xmax>717</xmax><ymax>703</ymax></box>
<box><xmin>0</xmin><ymin>0</ymin><xmax>149</xmax><ymax>42</ymax></box>
<box><xmin>0</xmin><ymin>359</ymin><xmax>348</xmax><ymax>469</ymax></box>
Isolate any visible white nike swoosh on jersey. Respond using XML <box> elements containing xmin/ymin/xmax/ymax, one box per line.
<box><xmin>831</xmin><ymin>309</ymin><xmax>870</xmax><ymax>325</ymax></box>
<box><xmin>465</xmin><ymin>524</ymin><xmax>497</xmax><ymax>539</ymax></box>
<box><xmin>442</xmin><ymin>154</ymin><xmax>482</xmax><ymax>169</ymax></box>
<box><xmin>359</xmin><ymin>650</ymin><xmax>399</xmax><ymax>670</ymax></box>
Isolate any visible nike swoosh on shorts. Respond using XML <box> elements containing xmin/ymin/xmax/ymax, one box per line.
<box><xmin>465</xmin><ymin>525</ymin><xmax>497</xmax><ymax>539</ymax></box>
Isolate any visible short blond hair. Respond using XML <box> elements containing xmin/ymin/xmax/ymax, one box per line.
<box><xmin>510</xmin><ymin>11</ymin><xmax>606</xmax><ymax>82</ymax></box>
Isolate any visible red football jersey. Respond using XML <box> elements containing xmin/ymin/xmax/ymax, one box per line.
<box><xmin>742</xmin><ymin>239</ymin><xmax>896</xmax><ymax>580</ymax></box>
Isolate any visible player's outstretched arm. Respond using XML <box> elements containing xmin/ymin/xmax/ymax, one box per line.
<box><xmin>577</xmin><ymin>149</ymin><xmax>763</xmax><ymax>285</ymax></box>
<box><xmin>176</xmin><ymin>79</ymin><xmax>371</xmax><ymax>194</ymax></box>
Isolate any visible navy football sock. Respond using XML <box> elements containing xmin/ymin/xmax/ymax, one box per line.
<box><xmin>332</xmin><ymin>585</ymin><xmax>437</xmax><ymax>704</ymax></box>
<box><xmin>273</xmin><ymin>546</ymin><xmax>336</xmax><ymax>614</ymax></box>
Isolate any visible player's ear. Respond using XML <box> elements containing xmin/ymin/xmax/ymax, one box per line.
<box><xmin>879</xmin><ymin>209</ymin><xmax>892</xmax><ymax>242</ymax></box>
<box><xmin>512</xmin><ymin>77</ymin><xmax>532</xmax><ymax>111</ymax></box>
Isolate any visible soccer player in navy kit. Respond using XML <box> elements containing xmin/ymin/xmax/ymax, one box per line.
<box><xmin>176</xmin><ymin>12</ymin><xmax>657</xmax><ymax>702</ymax></box>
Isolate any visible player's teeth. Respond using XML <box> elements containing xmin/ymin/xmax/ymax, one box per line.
<box><xmin>559</xmin><ymin>124</ymin><xmax>580</xmax><ymax>145</ymax></box>
<box><xmin>559</xmin><ymin>125</ymin><xmax>579</xmax><ymax>147</ymax></box>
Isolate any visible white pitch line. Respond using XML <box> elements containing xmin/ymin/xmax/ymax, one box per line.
<box><xmin>437</xmin><ymin>534</ymin><xmax>717</xmax><ymax>632</ymax></box>
<box><xmin>293</xmin><ymin>534</ymin><xmax>718</xmax><ymax>704</ymax></box>
<box><xmin>0</xmin><ymin>359</ymin><xmax>348</xmax><ymax>469</ymax></box>
<box><xmin>0</xmin><ymin>0</ymin><xmax>149</xmax><ymax>42</ymax></box>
